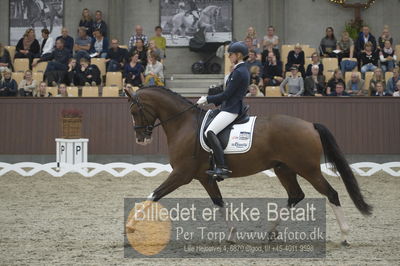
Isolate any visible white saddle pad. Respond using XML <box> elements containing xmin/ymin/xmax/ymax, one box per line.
<box><xmin>200</xmin><ymin>110</ymin><xmax>257</xmax><ymax>154</ymax></box>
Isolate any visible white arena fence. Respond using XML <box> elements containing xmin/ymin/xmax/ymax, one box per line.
<box><xmin>0</xmin><ymin>162</ymin><xmax>399</xmax><ymax>178</ymax></box>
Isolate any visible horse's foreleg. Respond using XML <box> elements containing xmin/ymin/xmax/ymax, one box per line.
<box><xmin>199</xmin><ymin>177</ymin><xmax>237</xmax><ymax>243</ymax></box>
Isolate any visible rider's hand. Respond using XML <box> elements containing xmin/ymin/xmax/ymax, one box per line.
<box><xmin>196</xmin><ymin>96</ymin><xmax>208</xmax><ymax>105</ymax></box>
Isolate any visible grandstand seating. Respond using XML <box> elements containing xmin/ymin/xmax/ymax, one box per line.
<box><xmin>14</xmin><ymin>58</ymin><xmax>30</xmax><ymax>72</ymax></box>
<box><xmin>67</xmin><ymin>87</ymin><xmax>79</xmax><ymax>97</ymax></box>
<box><xmin>385</xmin><ymin>71</ymin><xmax>394</xmax><ymax>82</ymax></box>
<box><xmin>102</xmin><ymin>86</ymin><xmax>119</xmax><ymax>97</ymax></box>
<box><xmin>32</xmin><ymin>72</ymin><xmax>44</xmax><ymax>82</ymax></box>
<box><xmin>106</xmin><ymin>72</ymin><xmax>123</xmax><ymax>88</ymax></box>
<box><xmin>265</xmin><ymin>86</ymin><xmax>282</xmax><ymax>97</ymax></box>
<box><xmin>32</xmin><ymin>62</ymin><xmax>48</xmax><ymax>73</ymax></box>
<box><xmin>364</xmin><ymin>72</ymin><xmax>374</xmax><ymax>95</ymax></box>
<box><xmin>46</xmin><ymin>87</ymin><xmax>58</xmax><ymax>97</ymax></box>
<box><xmin>281</xmin><ymin>45</ymin><xmax>295</xmax><ymax>66</ymax></box>
<box><xmin>396</xmin><ymin>45</ymin><xmax>400</xmax><ymax>63</ymax></box>
<box><xmin>12</xmin><ymin>72</ymin><xmax>24</xmax><ymax>86</ymax></box>
<box><xmin>345</xmin><ymin>71</ymin><xmax>361</xmax><ymax>85</ymax></box>
<box><xmin>82</xmin><ymin>86</ymin><xmax>99</xmax><ymax>97</ymax></box>
<box><xmin>322</xmin><ymin>58</ymin><xmax>339</xmax><ymax>77</ymax></box>
<box><xmin>5</xmin><ymin>46</ymin><xmax>16</xmax><ymax>62</ymax></box>
<box><xmin>91</xmin><ymin>58</ymin><xmax>106</xmax><ymax>82</ymax></box>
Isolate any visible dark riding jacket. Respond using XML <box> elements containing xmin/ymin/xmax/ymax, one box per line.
<box><xmin>207</xmin><ymin>62</ymin><xmax>250</xmax><ymax>114</ymax></box>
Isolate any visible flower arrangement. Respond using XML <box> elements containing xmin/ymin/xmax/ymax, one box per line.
<box><xmin>61</xmin><ymin>109</ymin><xmax>83</xmax><ymax>118</ymax></box>
<box><xmin>345</xmin><ymin>19</ymin><xmax>364</xmax><ymax>40</ymax></box>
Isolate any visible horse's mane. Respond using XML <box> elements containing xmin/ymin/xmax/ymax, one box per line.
<box><xmin>139</xmin><ymin>86</ymin><xmax>202</xmax><ymax>111</ymax></box>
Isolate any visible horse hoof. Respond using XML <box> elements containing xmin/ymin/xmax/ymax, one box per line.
<box><xmin>341</xmin><ymin>240</ymin><xmax>350</xmax><ymax>247</ymax></box>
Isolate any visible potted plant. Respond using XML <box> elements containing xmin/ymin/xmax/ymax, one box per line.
<box><xmin>61</xmin><ymin>109</ymin><xmax>83</xmax><ymax>139</ymax></box>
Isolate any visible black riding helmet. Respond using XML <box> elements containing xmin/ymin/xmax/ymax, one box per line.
<box><xmin>228</xmin><ymin>42</ymin><xmax>248</xmax><ymax>57</ymax></box>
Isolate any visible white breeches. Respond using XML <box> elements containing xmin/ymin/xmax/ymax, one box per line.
<box><xmin>205</xmin><ymin>111</ymin><xmax>238</xmax><ymax>136</ymax></box>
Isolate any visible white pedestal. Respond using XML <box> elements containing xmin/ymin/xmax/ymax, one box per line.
<box><xmin>56</xmin><ymin>138</ymin><xmax>89</xmax><ymax>169</ymax></box>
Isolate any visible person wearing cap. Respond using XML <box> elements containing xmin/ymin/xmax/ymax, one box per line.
<box><xmin>280</xmin><ymin>66</ymin><xmax>304</xmax><ymax>96</ymax></box>
<box><xmin>196</xmin><ymin>41</ymin><xmax>250</xmax><ymax>180</ymax></box>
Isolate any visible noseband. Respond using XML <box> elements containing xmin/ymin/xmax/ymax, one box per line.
<box><xmin>128</xmin><ymin>93</ymin><xmax>197</xmax><ymax>136</ymax></box>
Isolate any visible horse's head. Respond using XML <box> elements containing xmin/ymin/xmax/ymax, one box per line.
<box><xmin>125</xmin><ymin>88</ymin><xmax>157</xmax><ymax>145</ymax></box>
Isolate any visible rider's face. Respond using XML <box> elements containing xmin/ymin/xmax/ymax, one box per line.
<box><xmin>229</xmin><ymin>53</ymin><xmax>238</xmax><ymax>64</ymax></box>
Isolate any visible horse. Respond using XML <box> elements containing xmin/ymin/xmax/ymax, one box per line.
<box><xmin>164</xmin><ymin>5</ymin><xmax>222</xmax><ymax>43</ymax></box>
<box><xmin>124</xmin><ymin>86</ymin><xmax>372</xmax><ymax>245</ymax></box>
<box><xmin>26</xmin><ymin>0</ymin><xmax>62</xmax><ymax>32</ymax></box>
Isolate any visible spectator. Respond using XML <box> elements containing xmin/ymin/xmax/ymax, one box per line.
<box><xmin>246</xmin><ymin>84</ymin><xmax>264</xmax><ymax>97</ymax></box>
<box><xmin>379</xmin><ymin>40</ymin><xmax>397</xmax><ymax>73</ymax></box>
<box><xmin>79</xmin><ymin>8</ymin><xmax>93</xmax><ymax>37</ymax></box>
<box><xmin>124</xmin><ymin>52</ymin><xmax>145</xmax><ymax>87</ymax></box>
<box><xmin>245</xmin><ymin>50</ymin><xmax>263</xmax><ymax>72</ymax></box>
<box><xmin>245</xmin><ymin>27</ymin><xmax>260</xmax><ymax>49</ymax></box>
<box><xmin>150</xmin><ymin>26</ymin><xmax>166</xmax><ymax>60</ymax></box>
<box><xmin>373</xmin><ymin>81</ymin><xmax>391</xmax><ymax>96</ymax></box>
<box><xmin>326</xmin><ymin>69</ymin><xmax>345</xmax><ymax>95</ymax></box>
<box><xmin>262</xmin><ymin>26</ymin><xmax>279</xmax><ymax>50</ymax></box>
<box><xmin>386</xmin><ymin>67</ymin><xmax>400</xmax><ymax>94</ymax></box>
<box><xmin>336</xmin><ymin>31</ymin><xmax>354</xmax><ymax>63</ymax></box>
<box><xmin>128</xmin><ymin>39</ymin><xmax>147</xmax><ymax>68</ymax></box>
<box><xmin>92</xmin><ymin>10</ymin><xmax>107</xmax><ymax>37</ymax></box>
<box><xmin>0</xmin><ymin>43</ymin><xmax>13</xmax><ymax>72</ymax></box>
<box><xmin>244</xmin><ymin>37</ymin><xmax>261</xmax><ymax>56</ymax></box>
<box><xmin>56</xmin><ymin>83</ymin><xmax>68</xmax><ymax>97</ymax></box>
<box><xmin>261</xmin><ymin>41</ymin><xmax>280</xmax><ymax>65</ymax></box>
<box><xmin>393</xmin><ymin>80</ymin><xmax>400</xmax><ymax>97</ymax></box>
<box><xmin>319</xmin><ymin>27</ymin><xmax>337</xmax><ymax>57</ymax></box>
<box><xmin>0</xmin><ymin>68</ymin><xmax>18</xmax><ymax>96</ymax></box>
<box><xmin>305</xmin><ymin>52</ymin><xmax>324</xmax><ymax>77</ymax></box>
<box><xmin>378</xmin><ymin>26</ymin><xmax>393</xmax><ymax>50</ymax></box>
<box><xmin>262</xmin><ymin>52</ymin><xmax>283</xmax><ymax>86</ymax></box>
<box><xmin>304</xmin><ymin>65</ymin><xmax>326</xmax><ymax>96</ymax></box>
<box><xmin>74</xmin><ymin>27</ymin><xmax>92</xmax><ymax>62</ymax></box>
<box><xmin>15</xmin><ymin>28</ymin><xmax>40</xmax><ymax>68</ymax></box>
<box><xmin>360</xmin><ymin>42</ymin><xmax>379</xmax><ymax>77</ymax></box>
<box><xmin>369</xmin><ymin>68</ymin><xmax>385</xmax><ymax>95</ymax></box>
<box><xmin>18</xmin><ymin>70</ymin><xmax>37</xmax><ymax>96</ymax></box>
<box><xmin>90</xmin><ymin>29</ymin><xmax>109</xmax><ymax>58</ymax></box>
<box><xmin>144</xmin><ymin>52</ymin><xmax>164</xmax><ymax>86</ymax></box>
<box><xmin>280</xmin><ymin>66</ymin><xmax>304</xmax><ymax>96</ymax></box>
<box><xmin>346</xmin><ymin>72</ymin><xmax>365</xmax><ymax>96</ymax></box>
<box><xmin>249</xmin><ymin>65</ymin><xmax>263</xmax><ymax>88</ymax></box>
<box><xmin>56</xmin><ymin>28</ymin><xmax>74</xmax><ymax>55</ymax></box>
<box><xmin>76</xmin><ymin>58</ymin><xmax>101</xmax><ymax>86</ymax></box>
<box><xmin>34</xmin><ymin>81</ymin><xmax>52</xmax><ymax>97</ymax></box>
<box><xmin>39</xmin><ymin>28</ymin><xmax>54</xmax><ymax>56</ymax></box>
<box><xmin>128</xmin><ymin>25</ymin><xmax>148</xmax><ymax>50</ymax></box>
<box><xmin>355</xmin><ymin>26</ymin><xmax>377</xmax><ymax>57</ymax></box>
<box><xmin>66</xmin><ymin>58</ymin><xmax>78</xmax><ymax>86</ymax></box>
<box><xmin>147</xmin><ymin>40</ymin><xmax>162</xmax><ymax>62</ymax></box>
<box><xmin>106</xmin><ymin>39</ymin><xmax>128</xmax><ymax>72</ymax></box>
<box><xmin>329</xmin><ymin>82</ymin><xmax>349</xmax><ymax>96</ymax></box>
<box><xmin>32</xmin><ymin>39</ymin><xmax>71</xmax><ymax>86</ymax></box>
<box><xmin>285</xmin><ymin>44</ymin><xmax>305</xmax><ymax>77</ymax></box>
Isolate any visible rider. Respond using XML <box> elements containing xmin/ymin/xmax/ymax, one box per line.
<box><xmin>197</xmin><ymin>42</ymin><xmax>250</xmax><ymax>179</ymax></box>
<box><xmin>185</xmin><ymin>0</ymin><xmax>199</xmax><ymax>27</ymax></box>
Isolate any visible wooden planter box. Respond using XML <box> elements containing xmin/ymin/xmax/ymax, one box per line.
<box><xmin>61</xmin><ymin>117</ymin><xmax>82</xmax><ymax>139</ymax></box>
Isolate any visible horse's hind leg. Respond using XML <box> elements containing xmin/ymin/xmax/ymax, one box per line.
<box><xmin>302</xmin><ymin>168</ymin><xmax>350</xmax><ymax>245</ymax></box>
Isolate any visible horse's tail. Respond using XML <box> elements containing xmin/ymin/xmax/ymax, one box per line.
<box><xmin>313</xmin><ymin>123</ymin><xmax>372</xmax><ymax>216</ymax></box>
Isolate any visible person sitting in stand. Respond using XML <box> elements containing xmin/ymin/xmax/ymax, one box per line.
<box><xmin>377</xmin><ymin>25</ymin><xmax>393</xmax><ymax>50</ymax></box>
<box><xmin>355</xmin><ymin>26</ymin><xmax>377</xmax><ymax>59</ymax></box>
<box><xmin>128</xmin><ymin>38</ymin><xmax>147</xmax><ymax>68</ymax></box>
<box><xmin>359</xmin><ymin>42</ymin><xmax>379</xmax><ymax>77</ymax></box>
<box><xmin>92</xmin><ymin>10</ymin><xmax>107</xmax><ymax>37</ymax></box>
<box><xmin>39</xmin><ymin>28</ymin><xmax>54</xmax><ymax>57</ymax></box>
<box><xmin>249</xmin><ymin>65</ymin><xmax>263</xmax><ymax>89</ymax></box>
<box><xmin>326</xmin><ymin>69</ymin><xmax>345</xmax><ymax>95</ymax></box>
<box><xmin>379</xmin><ymin>40</ymin><xmax>397</xmax><ymax>73</ymax></box>
<box><xmin>76</xmin><ymin>58</ymin><xmax>101</xmax><ymax>86</ymax></box>
<box><xmin>346</xmin><ymin>72</ymin><xmax>365</xmax><ymax>96</ymax></box>
<box><xmin>392</xmin><ymin>80</ymin><xmax>400</xmax><ymax>97</ymax></box>
<box><xmin>246</xmin><ymin>84</ymin><xmax>264</xmax><ymax>97</ymax></box>
<box><xmin>373</xmin><ymin>81</ymin><xmax>392</xmax><ymax>96</ymax></box>
<box><xmin>147</xmin><ymin>40</ymin><xmax>162</xmax><ymax>62</ymax></box>
<box><xmin>262</xmin><ymin>25</ymin><xmax>279</xmax><ymax>50</ymax></box>
<box><xmin>150</xmin><ymin>26</ymin><xmax>166</xmax><ymax>61</ymax></box>
<box><xmin>128</xmin><ymin>25</ymin><xmax>148</xmax><ymax>49</ymax></box>
<box><xmin>196</xmin><ymin>42</ymin><xmax>250</xmax><ymax>180</ymax></box>
<box><xmin>304</xmin><ymin>65</ymin><xmax>326</xmax><ymax>96</ymax></box>
<box><xmin>336</xmin><ymin>31</ymin><xmax>354</xmax><ymax>64</ymax></box>
<box><xmin>329</xmin><ymin>82</ymin><xmax>349</xmax><ymax>96</ymax></box>
<box><xmin>261</xmin><ymin>41</ymin><xmax>280</xmax><ymax>65</ymax></box>
<box><xmin>245</xmin><ymin>27</ymin><xmax>260</xmax><ymax>49</ymax></box>
<box><xmin>106</xmin><ymin>39</ymin><xmax>128</xmax><ymax>72</ymax></box>
<box><xmin>34</xmin><ymin>81</ymin><xmax>52</xmax><ymax>97</ymax></box>
<box><xmin>18</xmin><ymin>70</ymin><xmax>37</xmax><ymax>96</ymax></box>
<box><xmin>369</xmin><ymin>67</ymin><xmax>385</xmax><ymax>95</ymax></box>
<box><xmin>280</xmin><ymin>66</ymin><xmax>304</xmax><ymax>96</ymax></box>
<box><xmin>386</xmin><ymin>67</ymin><xmax>400</xmax><ymax>95</ymax></box>
<box><xmin>0</xmin><ymin>68</ymin><xmax>18</xmax><ymax>97</ymax></box>
<box><xmin>305</xmin><ymin>52</ymin><xmax>324</xmax><ymax>77</ymax></box>
<box><xmin>0</xmin><ymin>43</ymin><xmax>13</xmax><ymax>72</ymax></box>
<box><xmin>56</xmin><ymin>83</ymin><xmax>68</xmax><ymax>97</ymax></box>
<box><xmin>15</xmin><ymin>28</ymin><xmax>40</xmax><ymax>69</ymax></box>
<box><xmin>144</xmin><ymin>52</ymin><xmax>164</xmax><ymax>86</ymax></box>
<box><xmin>79</xmin><ymin>8</ymin><xmax>93</xmax><ymax>37</ymax></box>
<box><xmin>74</xmin><ymin>27</ymin><xmax>92</xmax><ymax>62</ymax></box>
<box><xmin>285</xmin><ymin>44</ymin><xmax>305</xmax><ymax>77</ymax></box>
<box><xmin>56</xmin><ymin>28</ymin><xmax>74</xmax><ymax>55</ymax></box>
<box><xmin>124</xmin><ymin>52</ymin><xmax>145</xmax><ymax>87</ymax></box>
<box><xmin>245</xmin><ymin>50</ymin><xmax>263</xmax><ymax>73</ymax></box>
<box><xmin>262</xmin><ymin>52</ymin><xmax>283</xmax><ymax>86</ymax></box>
<box><xmin>89</xmin><ymin>29</ymin><xmax>109</xmax><ymax>58</ymax></box>
<box><xmin>319</xmin><ymin>27</ymin><xmax>337</xmax><ymax>57</ymax></box>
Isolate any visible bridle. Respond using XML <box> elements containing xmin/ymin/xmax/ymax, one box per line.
<box><xmin>128</xmin><ymin>93</ymin><xmax>198</xmax><ymax>137</ymax></box>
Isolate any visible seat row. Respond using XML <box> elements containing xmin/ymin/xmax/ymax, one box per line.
<box><xmin>42</xmin><ymin>86</ymin><xmax>139</xmax><ymax>97</ymax></box>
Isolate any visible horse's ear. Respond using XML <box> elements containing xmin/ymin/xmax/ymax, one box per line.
<box><xmin>124</xmin><ymin>88</ymin><xmax>133</xmax><ymax>101</ymax></box>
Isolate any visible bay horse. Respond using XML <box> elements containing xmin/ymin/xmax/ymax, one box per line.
<box><xmin>124</xmin><ymin>86</ymin><xmax>372</xmax><ymax>245</ymax></box>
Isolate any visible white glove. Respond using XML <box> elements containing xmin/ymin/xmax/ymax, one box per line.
<box><xmin>196</xmin><ymin>96</ymin><xmax>208</xmax><ymax>105</ymax></box>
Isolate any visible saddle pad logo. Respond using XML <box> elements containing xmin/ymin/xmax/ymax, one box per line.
<box><xmin>239</xmin><ymin>132</ymin><xmax>251</xmax><ymax>141</ymax></box>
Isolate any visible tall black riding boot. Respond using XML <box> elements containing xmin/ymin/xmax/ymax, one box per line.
<box><xmin>206</xmin><ymin>131</ymin><xmax>231</xmax><ymax>179</ymax></box>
